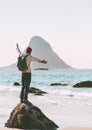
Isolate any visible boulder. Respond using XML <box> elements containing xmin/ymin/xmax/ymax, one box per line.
<box><xmin>50</xmin><ymin>83</ymin><xmax>68</xmax><ymax>86</ymax></box>
<box><xmin>5</xmin><ymin>100</ymin><xmax>58</xmax><ymax>130</ymax></box>
<box><xmin>73</xmin><ymin>81</ymin><xmax>92</xmax><ymax>88</ymax></box>
<box><xmin>13</xmin><ymin>82</ymin><xmax>21</xmax><ymax>86</ymax></box>
<box><xmin>34</xmin><ymin>68</ymin><xmax>49</xmax><ymax>70</ymax></box>
<box><xmin>29</xmin><ymin>87</ymin><xmax>47</xmax><ymax>95</ymax></box>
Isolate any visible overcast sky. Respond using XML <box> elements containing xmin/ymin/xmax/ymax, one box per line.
<box><xmin>0</xmin><ymin>0</ymin><xmax>92</xmax><ymax>69</ymax></box>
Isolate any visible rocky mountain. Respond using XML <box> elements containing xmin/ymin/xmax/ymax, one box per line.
<box><xmin>28</xmin><ymin>36</ymin><xmax>72</xmax><ymax>69</ymax></box>
<box><xmin>6</xmin><ymin>36</ymin><xmax>72</xmax><ymax>69</ymax></box>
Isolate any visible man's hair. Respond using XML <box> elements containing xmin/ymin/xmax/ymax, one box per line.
<box><xmin>26</xmin><ymin>47</ymin><xmax>32</xmax><ymax>54</ymax></box>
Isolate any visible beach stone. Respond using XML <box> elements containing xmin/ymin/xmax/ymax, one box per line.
<box><xmin>34</xmin><ymin>68</ymin><xmax>49</xmax><ymax>70</ymax></box>
<box><xmin>13</xmin><ymin>82</ymin><xmax>20</xmax><ymax>86</ymax></box>
<box><xmin>50</xmin><ymin>83</ymin><xmax>68</xmax><ymax>86</ymax></box>
<box><xmin>5</xmin><ymin>100</ymin><xmax>58</xmax><ymax>130</ymax></box>
<box><xmin>29</xmin><ymin>87</ymin><xmax>47</xmax><ymax>95</ymax></box>
<box><xmin>73</xmin><ymin>81</ymin><xmax>92</xmax><ymax>88</ymax></box>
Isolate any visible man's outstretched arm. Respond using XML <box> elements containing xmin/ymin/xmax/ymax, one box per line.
<box><xmin>16</xmin><ymin>43</ymin><xmax>23</xmax><ymax>56</ymax></box>
<box><xmin>30</xmin><ymin>56</ymin><xmax>47</xmax><ymax>64</ymax></box>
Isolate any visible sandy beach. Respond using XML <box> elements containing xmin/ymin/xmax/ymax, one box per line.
<box><xmin>0</xmin><ymin>127</ymin><xmax>92</xmax><ymax>130</ymax></box>
<box><xmin>1</xmin><ymin>92</ymin><xmax>92</xmax><ymax>130</ymax></box>
<box><xmin>61</xmin><ymin>128</ymin><xmax>92</xmax><ymax>130</ymax></box>
<box><xmin>1</xmin><ymin>95</ymin><xmax>92</xmax><ymax>129</ymax></box>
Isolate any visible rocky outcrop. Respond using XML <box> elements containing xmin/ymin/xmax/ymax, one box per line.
<box><xmin>34</xmin><ymin>68</ymin><xmax>49</xmax><ymax>70</ymax></box>
<box><xmin>5</xmin><ymin>100</ymin><xmax>58</xmax><ymax>129</ymax></box>
<box><xmin>29</xmin><ymin>87</ymin><xmax>47</xmax><ymax>95</ymax></box>
<box><xmin>50</xmin><ymin>83</ymin><xmax>68</xmax><ymax>86</ymax></box>
<box><xmin>73</xmin><ymin>81</ymin><xmax>92</xmax><ymax>88</ymax></box>
<box><xmin>13</xmin><ymin>83</ymin><xmax>47</xmax><ymax>95</ymax></box>
<box><xmin>13</xmin><ymin>82</ymin><xmax>21</xmax><ymax>86</ymax></box>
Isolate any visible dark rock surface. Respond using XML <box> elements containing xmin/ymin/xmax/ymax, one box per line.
<box><xmin>13</xmin><ymin>83</ymin><xmax>47</xmax><ymax>95</ymax></box>
<box><xmin>29</xmin><ymin>87</ymin><xmax>47</xmax><ymax>95</ymax></box>
<box><xmin>13</xmin><ymin>82</ymin><xmax>21</xmax><ymax>86</ymax></box>
<box><xmin>34</xmin><ymin>68</ymin><xmax>49</xmax><ymax>70</ymax></box>
<box><xmin>50</xmin><ymin>83</ymin><xmax>68</xmax><ymax>86</ymax></box>
<box><xmin>5</xmin><ymin>100</ymin><xmax>58</xmax><ymax>130</ymax></box>
<box><xmin>73</xmin><ymin>81</ymin><xmax>92</xmax><ymax>88</ymax></box>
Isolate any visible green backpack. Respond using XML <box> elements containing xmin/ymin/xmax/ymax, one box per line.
<box><xmin>17</xmin><ymin>55</ymin><xmax>29</xmax><ymax>71</ymax></box>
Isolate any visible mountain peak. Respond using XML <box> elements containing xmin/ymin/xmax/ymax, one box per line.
<box><xmin>28</xmin><ymin>36</ymin><xmax>72</xmax><ymax>69</ymax></box>
<box><xmin>30</xmin><ymin>36</ymin><xmax>53</xmax><ymax>51</ymax></box>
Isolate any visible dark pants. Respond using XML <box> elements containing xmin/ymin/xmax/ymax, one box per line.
<box><xmin>20</xmin><ymin>72</ymin><xmax>31</xmax><ymax>100</ymax></box>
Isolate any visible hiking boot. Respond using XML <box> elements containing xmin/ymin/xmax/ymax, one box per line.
<box><xmin>23</xmin><ymin>98</ymin><xmax>28</xmax><ymax>103</ymax></box>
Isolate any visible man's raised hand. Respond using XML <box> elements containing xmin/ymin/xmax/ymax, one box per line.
<box><xmin>41</xmin><ymin>60</ymin><xmax>47</xmax><ymax>64</ymax></box>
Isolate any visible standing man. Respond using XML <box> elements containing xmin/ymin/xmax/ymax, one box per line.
<box><xmin>16</xmin><ymin>43</ymin><xmax>47</xmax><ymax>103</ymax></box>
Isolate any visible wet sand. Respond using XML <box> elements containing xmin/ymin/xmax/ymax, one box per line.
<box><xmin>0</xmin><ymin>127</ymin><xmax>92</xmax><ymax>130</ymax></box>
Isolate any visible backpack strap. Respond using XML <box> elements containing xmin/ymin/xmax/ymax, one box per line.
<box><xmin>24</xmin><ymin>54</ymin><xmax>30</xmax><ymax>67</ymax></box>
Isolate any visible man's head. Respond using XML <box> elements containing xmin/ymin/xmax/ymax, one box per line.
<box><xmin>26</xmin><ymin>47</ymin><xmax>32</xmax><ymax>54</ymax></box>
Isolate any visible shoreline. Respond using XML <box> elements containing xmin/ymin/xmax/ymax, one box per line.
<box><xmin>1</xmin><ymin>96</ymin><xmax>92</xmax><ymax>128</ymax></box>
<box><xmin>0</xmin><ymin>69</ymin><xmax>92</xmax><ymax>129</ymax></box>
<box><xmin>0</xmin><ymin>127</ymin><xmax>92</xmax><ymax>130</ymax></box>
<box><xmin>61</xmin><ymin>128</ymin><xmax>92</xmax><ymax>130</ymax></box>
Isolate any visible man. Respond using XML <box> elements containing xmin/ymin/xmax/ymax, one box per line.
<box><xmin>16</xmin><ymin>43</ymin><xmax>47</xmax><ymax>103</ymax></box>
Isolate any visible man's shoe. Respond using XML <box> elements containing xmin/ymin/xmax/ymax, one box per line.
<box><xmin>23</xmin><ymin>98</ymin><xmax>28</xmax><ymax>103</ymax></box>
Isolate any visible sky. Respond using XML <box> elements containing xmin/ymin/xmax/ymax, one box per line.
<box><xmin>0</xmin><ymin>0</ymin><xmax>92</xmax><ymax>69</ymax></box>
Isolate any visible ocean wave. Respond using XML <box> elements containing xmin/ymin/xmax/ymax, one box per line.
<box><xmin>0</xmin><ymin>85</ymin><xmax>21</xmax><ymax>92</ymax></box>
<box><xmin>41</xmin><ymin>86</ymin><xmax>92</xmax><ymax>99</ymax></box>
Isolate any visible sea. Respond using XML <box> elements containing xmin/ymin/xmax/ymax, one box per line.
<box><xmin>0</xmin><ymin>67</ymin><xmax>92</xmax><ymax>128</ymax></box>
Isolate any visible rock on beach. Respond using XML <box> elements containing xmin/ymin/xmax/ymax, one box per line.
<box><xmin>29</xmin><ymin>87</ymin><xmax>47</xmax><ymax>95</ymax></box>
<box><xmin>5</xmin><ymin>100</ymin><xmax>58</xmax><ymax>130</ymax></box>
<box><xmin>50</xmin><ymin>83</ymin><xmax>68</xmax><ymax>86</ymax></box>
<box><xmin>73</xmin><ymin>81</ymin><xmax>92</xmax><ymax>88</ymax></box>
